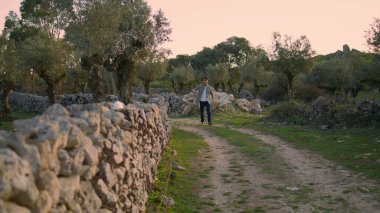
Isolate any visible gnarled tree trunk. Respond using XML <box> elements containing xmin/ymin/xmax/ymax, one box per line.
<box><xmin>1</xmin><ymin>82</ymin><xmax>14</xmax><ymax>116</ymax></box>
<box><xmin>171</xmin><ymin>80</ymin><xmax>178</xmax><ymax>93</ymax></box>
<box><xmin>286</xmin><ymin>73</ymin><xmax>294</xmax><ymax>97</ymax></box>
<box><xmin>91</xmin><ymin>65</ymin><xmax>103</xmax><ymax>102</ymax></box>
<box><xmin>144</xmin><ymin>81</ymin><xmax>151</xmax><ymax>95</ymax></box>
<box><xmin>46</xmin><ymin>81</ymin><xmax>57</xmax><ymax>105</ymax></box>
<box><xmin>39</xmin><ymin>70</ymin><xmax>66</xmax><ymax>105</ymax></box>
<box><xmin>117</xmin><ymin>59</ymin><xmax>135</xmax><ymax>103</ymax></box>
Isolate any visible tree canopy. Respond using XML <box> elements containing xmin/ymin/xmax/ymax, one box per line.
<box><xmin>271</xmin><ymin>32</ymin><xmax>315</xmax><ymax>96</ymax></box>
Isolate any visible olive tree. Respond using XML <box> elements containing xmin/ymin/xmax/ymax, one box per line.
<box><xmin>170</xmin><ymin>65</ymin><xmax>195</xmax><ymax>93</ymax></box>
<box><xmin>364</xmin><ymin>18</ymin><xmax>380</xmax><ymax>88</ymax></box>
<box><xmin>308</xmin><ymin>58</ymin><xmax>352</xmax><ymax>96</ymax></box>
<box><xmin>19</xmin><ymin>32</ymin><xmax>72</xmax><ymax>104</ymax></box>
<box><xmin>104</xmin><ymin>1</ymin><xmax>171</xmax><ymax>103</ymax></box>
<box><xmin>65</xmin><ymin>0</ymin><xmax>121</xmax><ymax>101</ymax></box>
<box><xmin>366</xmin><ymin>17</ymin><xmax>380</xmax><ymax>53</ymax></box>
<box><xmin>136</xmin><ymin>60</ymin><xmax>167</xmax><ymax>95</ymax></box>
<box><xmin>205</xmin><ymin>63</ymin><xmax>228</xmax><ymax>91</ymax></box>
<box><xmin>0</xmin><ymin>36</ymin><xmax>21</xmax><ymax>116</ymax></box>
<box><xmin>20</xmin><ymin>0</ymin><xmax>74</xmax><ymax>38</ymax></box>
<box><xmin>271</xmin><ymin>32</ymin><xmax>315</xmax><ymax>96</ymax></box>
<box><xmin>239</xmin><ymin>48</ymin><xmax>270</xmax><ymax>95</ymax></box>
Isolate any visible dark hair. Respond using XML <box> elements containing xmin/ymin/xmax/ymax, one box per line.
<box><xmin>203</xmin><ymin>77</ymin><xmax>208</xmax><ymax>80</ymax></box>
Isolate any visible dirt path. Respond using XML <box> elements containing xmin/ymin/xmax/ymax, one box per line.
<box><xmin>174</xmin><ymin>118</ymin><xmax>380</xmax><ymax>213</ymax></box>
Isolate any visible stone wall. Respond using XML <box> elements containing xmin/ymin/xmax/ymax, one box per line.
<box><xmin>8</xmin><ymin>89</ymin><xmax>172</xmax><ymax>113</ymax></box>
<box><xmin>0</xmin><ymin>102</ymin><xmax>170</xmax><ymax>213</ymax></box>
<box><xmin>9</xmin><ymin>92</ymin><xmax>93</xmax><ymax>112</ymax></box>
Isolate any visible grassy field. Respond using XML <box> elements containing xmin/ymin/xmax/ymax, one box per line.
<box><xmin>356</xmin><ymin>91</ymin><xmax>380</xmax><ymax>102</ymax></box>
<box><xmin>213</xmin><ymin>112</ymin><xmax>380</xmax><ymax>182</ymax></box>
<box><xmin>0</xmin><ymin>111</ymin><xmax>39</xmax><ymax>132</ymax></box>
<box><xmin>146</xmin><ymin>128</ymin><xmax>209</xmax><ymax>213</ymax></box>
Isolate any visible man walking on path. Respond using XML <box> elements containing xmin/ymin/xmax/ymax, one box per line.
<box><xmin>196</xmin><ymin>77</ymin><xmax>215</xmax><ymax>125</ymax></box>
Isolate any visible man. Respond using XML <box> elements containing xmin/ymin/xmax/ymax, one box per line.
<box><xmin>196</xmin><ymin>77</ymin><xmax>215</xmax><ymax>125</ymax></box>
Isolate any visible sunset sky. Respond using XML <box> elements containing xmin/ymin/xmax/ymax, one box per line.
<box><xmin>1</xmin><ymin>0</ymin><xmax>380</xmax><ymax>56</ymax></box>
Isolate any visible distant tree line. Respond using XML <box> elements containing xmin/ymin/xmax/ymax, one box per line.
<box><xmin>1</xmin><ymin>2</ymin><xmax>380</xmax><ymax>117</ymax></box>
<box><xmin>167</xmin><ymin>19</ymin><xmax>380</xmax><ymax>104</ymax></box>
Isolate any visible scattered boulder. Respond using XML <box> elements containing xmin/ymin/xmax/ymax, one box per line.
<box><xmin>176</xmin><ymin>89</ymin><xmax>238</xmax><ymax>115</ymax></box>
<box><xmin>172</xmin><ymin>160</ymin><xmax>186</xmax><ymax>171</ymax></box>
<box><xmin>161</xmin><ymin>195</ymin><xmax>175</xmax><ymax>207</ymax></box>
<box><xmin>235</xmin><ymin>99</ymin><xmax>263</xmax><ymax>114</ymax></box>
<box><xmin>236</xmin><ymin>89</ymin><xmax>254</xmax><ymax>100</ymax></box>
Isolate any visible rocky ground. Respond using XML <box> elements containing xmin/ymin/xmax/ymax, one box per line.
<box><xmin>173</xmin><ymin>118</ymin><xmax>380</xmax><ymax>213</ymax></box>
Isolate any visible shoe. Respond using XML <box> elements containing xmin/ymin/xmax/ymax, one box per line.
<box><xmin>208</xmin><ymin>122</ymin><xmax>213</xmax><ymax>126</ymax></box>
<box><xmin>201</xmin><ymin>122</ymin><xmax>204</xmax><ymax>125</ymax></box>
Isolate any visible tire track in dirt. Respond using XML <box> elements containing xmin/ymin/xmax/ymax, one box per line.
<box><xmin>230</xmin><ymin>126</ymin><xmax>380</xmax><ymax>213</ymax></box>
<box><xmin>173</xmin><ymin>119</ymin><xmax>380</xmax><ymax>212</ymax></box>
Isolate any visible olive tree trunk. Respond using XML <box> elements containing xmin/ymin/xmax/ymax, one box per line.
<box><xmin>117</xmin><ymin>59</ymin><xmax>135</xmax><ymax>103</ymax></box>
<box><xmin>1</xmin><ymin>83</ymin><xmax>14</xmax><ymax>116</ymax></box>
<box><xmin>144</xmin><ymin>81</ymin><xmax>151</xmax><ymax>95</ymax></box>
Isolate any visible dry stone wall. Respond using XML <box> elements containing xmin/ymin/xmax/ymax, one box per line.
<box><xmin>0</xmin><ymin>102</ymin><xmax>170</xmax><ymax>213</ymax></box>
<box><xmin>9</xmin><ymin>92</ymin><xmax>93</xmax><ymax>112</ymax></box>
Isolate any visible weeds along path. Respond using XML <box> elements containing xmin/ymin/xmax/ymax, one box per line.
<box><xmin>229</xmin><ymin>127</ymin><xmax>380</xmax><ymax>213</ymax></box>
<box><xmin>173</xmin><ymin>118</ymin><xmax>380</xmax><ymax>213</ymax></box>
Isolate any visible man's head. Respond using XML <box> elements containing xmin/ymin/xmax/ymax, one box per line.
<box><xmin>203</xmin><ymin>77</ymin><xmax>209</xmax><ymax>86</ymax></box>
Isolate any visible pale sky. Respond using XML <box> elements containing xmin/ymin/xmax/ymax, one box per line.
<box><xmin>1</xmin><ymin>0</ymin><xmax>380</xmax><ymax>56</ymax></box>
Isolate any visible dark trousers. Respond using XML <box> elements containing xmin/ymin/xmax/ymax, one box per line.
<box><xmin>200</xmin><ymin>101</ymin><xmax>211</xmax><ymax>123</ymax></box>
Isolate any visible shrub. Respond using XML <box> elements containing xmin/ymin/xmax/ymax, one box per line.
<box><xmin>294</xmin><ymin>84</ymin><xmax>323</xmax><ymax>102</ymax></box>
<box><xmin>261</xmin><ymin>85</ymin><xmax>287</xmax><ymax>103</ymax></box>
<box><xmin>268</xmin><ymin>102</ymin><xmax>309</xmax><ymax>125</ymax></box>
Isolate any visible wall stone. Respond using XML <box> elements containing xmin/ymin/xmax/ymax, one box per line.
<box><xmin>9</xmin><ymin>92</ymin><xmax>93</xmax><ymax>112</ymax></box>
<box><xmin>0</xmin><ymin>102</ymin><xmax>170</xmax><ymax>213</ymax></box>
<box><xmin>8</xmin><ymin>89</ymin><xmax>172</xmax><ymax>113</ymax></box>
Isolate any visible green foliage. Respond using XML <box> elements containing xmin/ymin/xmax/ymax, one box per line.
<box><xmin>268</xmin><ymin>102</ymin><xmax>308</xmax><ymax>125</ymax></box>
<box><xmin>19</xmin><ymin>33</ymin><xmax>71</xmax><ymax>79</ymax></box>
<box><xmin>205</xmin><ymin>63</ymin><xmax>228</xmax><ymax>90</ymax></box>
<box><xmin>191</xmin><ymin>36</ymin><xmax>254</xmax><ymax>93</ymax></box>
<box><xmin>191</xmin><ymin>47</ymin><xmax>220</xmax><ymax>72</ymax></box>
<box><xmin>136</xmin><ymin>60</ymin><xmax>167</xmax><ymax>94</ymax></box>
<box><xmin>308</xmin><ymin>58</ymin><xmax>352</xmax><ymax>95</ymax></box>
<box><xmin>0</xmin><ymin>36</ymin><xmax>20</xmax><ymax>85</ymax></box>
<box><xmin>240</xmin><ymin>48</ymin><xmax>271</xmax><ymax>94</ymax></box>
<box><xmin>167</xmin><ymin>54</ymin><xmax>192</xmax><ymax>73</ymax></box>
<box><xmin>4</xmin><ymin>11</ymin><xmax>39</xmax><ymax>44</ymax></box>
<box><xmin>20</xmin><ymin>0</ymin><xmax>74</xmax><ymax>38</ymax></box>
<box><xmin>0</xmin><ymin>35</ymin><xmax>23</xmax><ymax>115</ymax></box>
<box><xmin>214</xmin><ymin>36</ymin><xmax>253</xmax><ymax>68</ymax></box>
<box><xmin>366</xmin><ymin>17</ymin><xmax>380</xmax><ymax>53</ymax></box>
<box><xmin>170</xmin><ymin>65</ymin><xmax>195</xmax><ymax>93</ymax></box>
<box><xmin>137</xmin><ymin>61</ymin><xmax>167</xmax><ymax>83</ymax></box>
<box><xmin>271</xmin><ymin>32</ymin><xmax>315</xmax><ymax>96</ymax></box>
<box><xmin>261</xmin><ymin>77</ymin><xmax>288</xmax><ymax>103</ymax></box>
<box><xmin>18</xmin><ymin>32</ymin><xmax>73</xmax><ymax>103</ymax></box>
<box><xmin>65</xmin><ymin>0</ymin><xmax>121</xmax><ymax>55</ymax></box>
<box><xmin>294</xmin><ymin>84</ymin><xmax>322</xmax><ymax>102</ymax></box>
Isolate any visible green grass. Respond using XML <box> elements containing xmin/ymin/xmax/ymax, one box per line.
<box><xmin>146</xmin><ymin>128</ymin><xmax>209</xmax><ymax>213</ymax></box>
<box><xmin>205</xmin><ymin>126</ymin><xmax>279</xmax><ymax>176</ymax></box>
<box><xmin>0</xmin><ymin>111</ymin><xmax>39</xmax><ymax>132</ymax></box>
<box><xmin>356</xmin><ymin>91</ymin><xmax>380</xmax><ymax>102</ymax></box>
<box><xmin>214</xmin><ymin>112</ymin><xmax>380</xmax><ymax>182</ymax></box>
